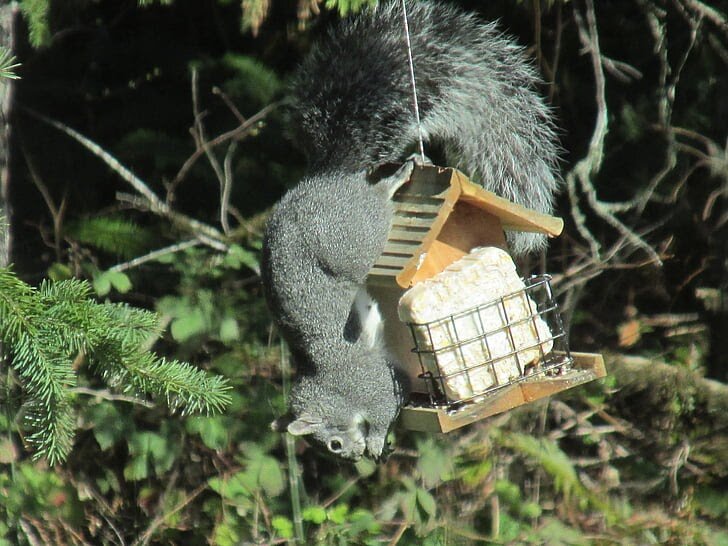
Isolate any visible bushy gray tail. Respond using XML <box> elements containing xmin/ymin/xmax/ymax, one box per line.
<box><xmin>292</xmin><ymin>0</ymin><xmax>561</xmax><ymax>255</ymax></box>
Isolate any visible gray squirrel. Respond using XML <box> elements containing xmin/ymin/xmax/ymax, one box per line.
<box><xmin>262</xmin><ymin>1</ymin><xmax>560</xmax><ymax>461</ymax></box>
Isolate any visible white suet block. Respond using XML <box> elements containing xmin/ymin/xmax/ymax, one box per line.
<box><xmin>398</xmin><ymin>247</ymin><xmax>553</xmax><ymax>402</ymax></box>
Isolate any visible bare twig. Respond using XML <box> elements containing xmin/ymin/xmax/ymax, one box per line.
<box><xmin>114</xmin><ymin>192</ymin><xmax>227</xmax><ymax>251</ymax></box>
<box><xmin>280</xmin><ymin>341</ymin><xmax>305</xmax><ymax>544</ymax></box>
<box><xmin>171</xmin><ymin>100</ymin><xmax>283</xmax><ymax>188</ymax></box>
<box><xmin>18</xmin><ymin>519</ymin><xmax>43</xmax><ymax>546</ymax></box>
<box><xmin>600</xmin><ymin>55</ymin><xmax>643</xmax><ymax>82</ymax></box>
<box><xmin>683</xmin><ymin>0</ymin><xmax>728</xmax><ymax>37</ymax></box>
<box><xmin>190</xmin><ymin>67</ymin><xmax>230</xmax><ymax>234</ymax></box>
<box><xmin>566</xmin><ymin>0</ymin><xmax>663</xmax><ymax>266</ymax></box>
<box><xmin>108</xmin><ymin>239</ymin><xmax>201</xmax><ymax>273</ymax></box>
<box><xmin>212</xmin><ymin>85</ymin><xmax>246</xmax><ymax>124</ymax></box>
<box><xmin>67</xmin><ymin>475</ymin><xmax>128</xmax><ymax>546</ymax></box>
<box><xmin>322</xmin><ymin>477</ymin><xmax>360</xmax><ymax>508</ymax></box>
<box><xmin>70</xmin><ymin>387</ymin><xmax>155</xmax><ymax>408</ymax></box>
<box><xmin>387</xmin><ymin>521</ymin><xmax>409</xmax><ymax>546</ymax></box>
<box><xmin>548</xmin><ymin>2</ymin><xmax>563</xmax><ymax>103</ymax></box>
<box><xmin>24</xmin><ymin>108</ymin><xmax>228</xmax><ymax>248</ymax></box>
<box><xmin>20</xmin><ymin>142</ymin><xmax>68</xmax><ymax>262</ymax></box>
<box><xmin>132</xmin><ymin>480</ymin><xmax>210</xmax><ymax>546</ymax></box>
<box><xmin>221</xmin><ymin>142</ymin><xmax>238</xmax><ymax>235</ymax></box>
<box><xmin>564</xmin><ymin>0</ymin><xmax>608</xmax><ymax>259</ymax></box>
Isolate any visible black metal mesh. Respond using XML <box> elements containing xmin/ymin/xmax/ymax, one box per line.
<box><xmin>405</xmin><ymin>275</ymin><xmax>572</xmax><ymax>409</ymax></box>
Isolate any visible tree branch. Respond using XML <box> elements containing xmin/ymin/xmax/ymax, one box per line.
<box><xmin>23</xmin><ymin>108</ymin><xmax>228</xmax><ymax>248</ymax></box>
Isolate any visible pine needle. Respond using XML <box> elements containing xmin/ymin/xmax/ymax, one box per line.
<box><xmin>0</xmin><ymin>267</ymin><xmax>231</xmax><ymax>464</ymax></box>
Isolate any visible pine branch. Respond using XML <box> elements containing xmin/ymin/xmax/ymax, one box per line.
<box><xmin>1</xmin><ymin>272</ymin><xmax>79</xmax><ymax>464</ymax></box>
<box><xmin>0</xmin><ymin>267</ymin><xmax>231</xmax><ymax>463</ymax></box>
<box><xmin>0</xmin><ymin>47</ymin><xmax>21</xmax><ymax>80</ymax></box>
<box><xmin>18</xmin><ymin>0</ymin><xmax>51</xmax><ymax>47</ymax></box>
<box><xmin>67</xmin><ymin>217</ymin><xmax>155</xmax><ymax>259</ymax></box>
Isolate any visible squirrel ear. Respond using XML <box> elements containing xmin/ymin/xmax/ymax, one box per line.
<box><xmin>286</xmin><ymin>414</ymin><xmax>323</xmax><ymax>436</ymax></box>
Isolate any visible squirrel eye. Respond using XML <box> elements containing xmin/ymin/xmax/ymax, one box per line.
<box><xmin>328</xmin><ymin>439</ymin><xmax>343</xmax><ymax>452</ymax></box>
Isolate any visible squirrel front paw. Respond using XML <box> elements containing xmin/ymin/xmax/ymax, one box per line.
<box><xmin>365</xmin><ymin>423</ymin><xmax>395</xmax><ymax>463</ymax></box>
<box><xmin>380</xmin><ymin>160</ymin><xmax>415</xmax><ymax>199</ymax></box>
<box><xmin>406</xmin><ymin>151</ymin><xmax>433</xmax><ymax>167</ymax></box>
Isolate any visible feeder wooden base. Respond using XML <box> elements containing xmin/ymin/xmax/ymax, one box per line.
<box><xmin>398</xmin><ymin>352</ymin><xmax>606</xmax><ymax>433</ymax></box>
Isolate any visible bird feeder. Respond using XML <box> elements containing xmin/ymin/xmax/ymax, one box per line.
<box><xmin>366</xmin><ymin>165</ymin><xmax>606</xmax><ymax>433</ymax></box>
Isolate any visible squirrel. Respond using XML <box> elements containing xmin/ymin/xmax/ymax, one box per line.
<box><xmin>262</xmin><ymin>0</ymin><xmax>560</xmax><ymax>462</ymax></box>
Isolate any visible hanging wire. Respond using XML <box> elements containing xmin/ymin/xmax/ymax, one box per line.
<box><xmin>400</xmin><ymin>0</ymin><xmax>426</xmax><ymax>163</ymax></box>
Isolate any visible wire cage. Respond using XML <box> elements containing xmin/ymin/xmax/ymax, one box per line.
<box><xmin>405</xmin><ymin>274</ymin><xmax>573</xmax><ymax>410</ymax></box>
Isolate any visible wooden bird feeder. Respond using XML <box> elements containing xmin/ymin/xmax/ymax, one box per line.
<box><xmin>366</xmin><ymin>165</ymin><xmax>606</xmax><ymax>433</ymax></box>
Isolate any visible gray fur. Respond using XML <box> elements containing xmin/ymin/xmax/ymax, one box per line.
<box><xmin>263</xmin><ymin>164</ymin><xmax>412</xmax><ymax>461</ymax></box>
<box><xmin>262</xmin><ymin>1</ymin><xmax>560</xmax><ymax>461</ymax></box>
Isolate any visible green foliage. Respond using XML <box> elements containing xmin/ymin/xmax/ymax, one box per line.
<box><xmin>124</xmin><ymin>425</ymin><xmax>180</xmax><ymax>480</ymax></box>
<box><xmin>500</xmin><ymin>431</ymin><xmax>609</xmax><ymax>514</ymax></box>
<box><xmin>206</xmin><ymin>444</ymin><xmax>290</xmax><ymax>541</ymax></box>
<box><xmin>217</xmin><ymin>54</ymin><xmax>283</xmax><ymax>107</ymax></box>
<box><xmin>0</xmin><ymin>267</ymin><xmax>230</xmax><ymax>464</ymax></box>
<box><xmin>113</xmin><ymin>128</ymin><xmax>191</xmax><ymax>177</ymax></box>
<box><xmin>381</xmin><ymin>476</ymin><xmax>438</xmax><ymax>535</ymax></box>
<box><xmin>66</xmin><ymin>216</ymin><xmax>156</xmax><ymax>259</ymax></box>
<box><xmin>416</xmin><ymin>436</ymin><xmax>455</xmax><ymax>488</ymax></box>
<box><xmin>0</xmin><ymin>48</ymin><xmax>20</xmax><ymax>80</ymax></box>
<box><xmin>92</xmin><ymin>269</ymin><xmax>132</xmax><ymax>296</ymax></box>
<box><xmin>324</xmin><ymin>0</ymin><xmax>377</xmax><ymax>16</ymax></box>
<box><xmin>297</xmin><ymin>503</ymin><xmax>382</xmax><ymax>544</ymax></box>
<box><xmin>209</xmin><ymin>444</ymin><xmax>284</xmax><ymax>501</ymax></box>
<box><xmin>6</xmin><ymin>0</ymin><xmax>728</xmax><ymax>543</ymax></box>
<box><xmin>0</xmin><ymin>459</ymin><xmax>84</xmax><ymax>538</ymax></box>
<box><xmin>156</xmin><ymin>245</ymin><xmax>264</xmax><ymax>345</ymax></box>
<box><xmin>696</xmin><ymin>487</ymin><xmax>728</xmax><ymax>524</ymax></box>
<box><xmin>18</xmin><ymin>0</ymin><xmax>51</xmax><ymax>47</ymax></box>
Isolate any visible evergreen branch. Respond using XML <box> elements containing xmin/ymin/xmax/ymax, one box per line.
<box><xmin>0</xmin><ymin>267</ymin><xmax>231</xmax><ymax>463</ymax></box>
<box><xmin>0</xmin><ymin>273</ymin><xmax>79</xmax><ymax>463</ymax></box>
<box><xmin>24</xmin><ymin>397</ymin><xmax>75</xmax><ymax>466</ymax></box>
<box><xmin>67</xmin><ymin>217</ymin><xmax>155</xmax><ymax>258</ymax></box>
<box><xmin>140</xmin><ymin>356</ymin><xmax>231</xmax><ymax>414</ymax></box>
<box><xmin>108</xmin><ymin>239</ymin><xmax>201</xmax><ymax>273</ymax></box>
<box><xmin>10</xmin><ymin>335</ymin><xmax>76</xmax><ymax>405</ymax></box>
<box><xmin>18</xmin><ymin>0</ymin><xmax>51</xmax><ymax>47</ymax></box>
<box><xmin>171</xmin><ymin>100</ymin><xmax>283</xmax><ymax>188</ymax></box>
<box><xmin>0</xmin><ymin>277</ymin><xmax>77</xmax><ymax>405</ymax></box>
<box><xmin>0</xmin><ymin>47</ymin><xmax>21</xmax><ymax>80</ymax></box>
<box><xmin>37</xmin><ymin>279</ymin><xmax>98</xmax><ymax>353</ymax></box>
<box><xmin>97</xmin><ymin>302</ymin><xmax>164</xmax><ymax>348</ymax></box>
<box><xmin>91</xmin><ymin>348</ymin><xmax>231</xmax><ymax>416</ymax></box>
<box><xmin>0</xmin><ymin>267</ymin><xmax>39</xmax><ymax>340</ymax></box>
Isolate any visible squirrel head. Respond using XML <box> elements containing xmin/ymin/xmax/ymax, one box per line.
<box><xmin>272</xmin><ymin>410</ymin><xmax>373</xmax><ymax>462</ymax></box>
<box><xmin>271</xmin><ymin>370</ymin><xmax>397</xmax><ymax>462</ymax></box>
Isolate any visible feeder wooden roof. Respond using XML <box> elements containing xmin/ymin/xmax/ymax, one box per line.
<box><xmin>368</xmin><ymin>165</ymin><xmax>564</xmax><ymax>288</ymax></box>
